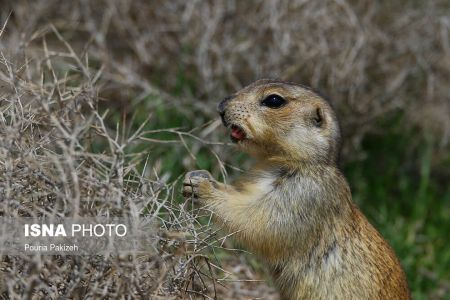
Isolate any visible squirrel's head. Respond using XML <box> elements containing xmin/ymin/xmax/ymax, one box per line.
<box><xmin>218</xmin><ymin>79</ymin><xmax>341</xmax><ymax>165</ymax></box>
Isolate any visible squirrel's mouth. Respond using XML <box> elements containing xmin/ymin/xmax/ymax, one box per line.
<box><xmin>230</xmin><ymin>124</ymin><xmax>246</xmax><ymax>142</ymax></box>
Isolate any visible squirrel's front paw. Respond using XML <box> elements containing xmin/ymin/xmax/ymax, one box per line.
<box><xmin>182</xmin><ymin>170</ymin><xmax>214</xmax><ymax>200</ymax></box>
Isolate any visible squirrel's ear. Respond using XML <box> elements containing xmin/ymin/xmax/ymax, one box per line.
<box><xmin>313</xmin><ymin>107</ymin><xmax>324</xmax><ymax>127</ymax></box>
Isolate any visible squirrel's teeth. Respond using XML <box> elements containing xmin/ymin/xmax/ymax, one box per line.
<box><xmin>230</xmin><ymin>125</ymin><xmax>246</xmax><ymax>142</ymax></box>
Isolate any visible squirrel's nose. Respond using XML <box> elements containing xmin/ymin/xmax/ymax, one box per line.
<box><xmin>218</xmin><ymin>96</ymin><xmax>234</xmax><ymax>127</ymax></box>
<box><xmin>217</xmin><ymin>95</ymin><xmax>233</xmax><ymax>116</ymax></box>
<box><xmin>219</xmin><ymin>110</ymin><xmax>228</xmax><ymax>127</ymax></box>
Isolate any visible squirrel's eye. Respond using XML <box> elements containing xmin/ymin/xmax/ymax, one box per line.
<box><xmin>261</xmin><ymin>94</ymin><xmax>287</xmax><ymax>108</ymax></box>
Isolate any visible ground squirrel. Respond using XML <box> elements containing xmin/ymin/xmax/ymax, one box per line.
<box><xmin>183</xmin><ymin>79</ymin><xmax>410</xmax><ymax>299</ymax></box>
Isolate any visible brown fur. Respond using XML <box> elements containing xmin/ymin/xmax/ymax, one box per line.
<box><xmin>183</xmin><ymin>79</ymin><xmax>410</xmax><ymax>299</ymax></box>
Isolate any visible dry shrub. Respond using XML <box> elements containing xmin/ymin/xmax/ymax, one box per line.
<box><xmin>0</xmin><ymin>27</ymin><xmax>233</xmax><ymax>298</ymax></box>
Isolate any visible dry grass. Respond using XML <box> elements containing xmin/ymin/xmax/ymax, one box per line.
<box><xmin>0</xmin><ymin>0</ymin><xmax>449</xmax><ymax>299</ymax></box>
<box><xmin>2</xmin><ymin>0</ymin><xmax>449</xmax><ymax>156</ymax></box>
